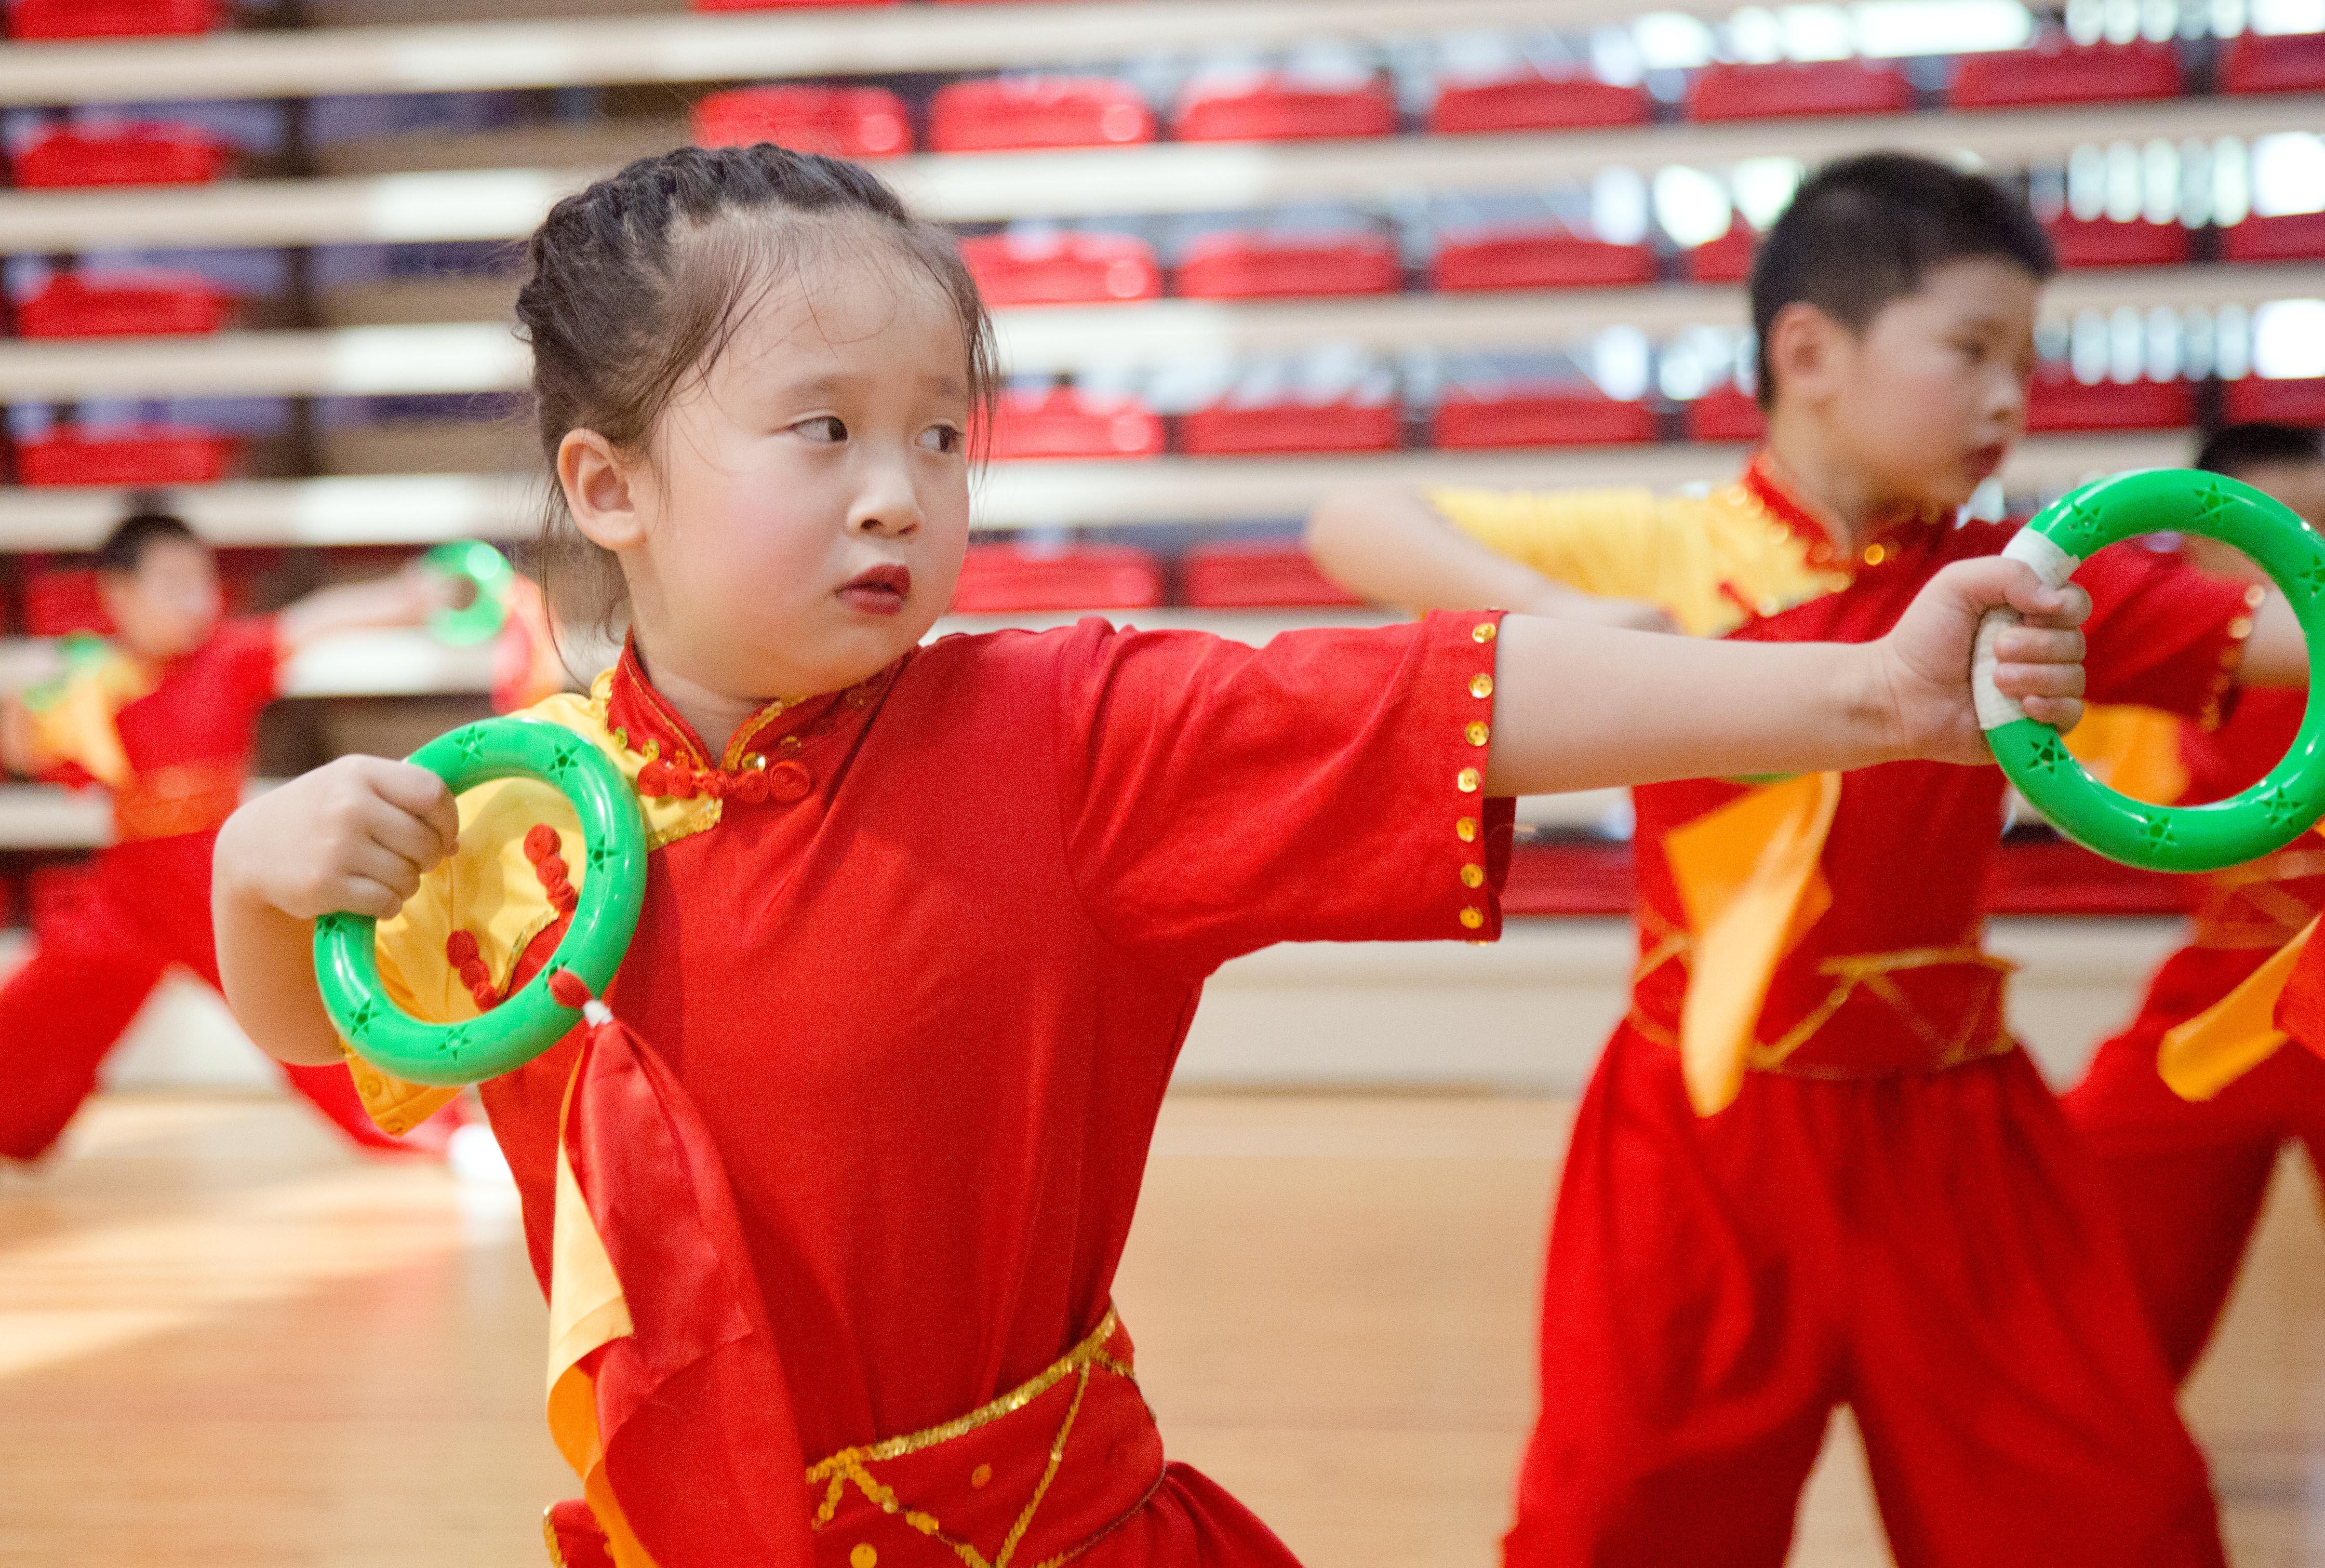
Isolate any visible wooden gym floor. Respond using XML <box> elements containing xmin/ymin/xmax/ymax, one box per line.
<box><xmin>3</xmin><ymin>1092</ymin><xmax>2323</xmax><ymax>1567</ymax></box>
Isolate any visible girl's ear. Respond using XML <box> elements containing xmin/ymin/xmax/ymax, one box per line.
<box><xmin>558</xmin><ymin>428</ymin><xmax>646</xmax><ymax>551</ymax></box>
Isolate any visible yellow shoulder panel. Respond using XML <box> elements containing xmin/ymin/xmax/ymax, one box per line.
<box><xmin>343</xmin><ymin>670</ymin><xmax>718</xmax><ymax>1133</ymax></box>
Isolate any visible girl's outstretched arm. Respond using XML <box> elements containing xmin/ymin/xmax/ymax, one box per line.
<box><xmin>213</xmin><ymin>756</ymin><xmax>459</xmax><ymax>1066</ymax></box>
<box><xmin>1484</xmin><ymin>556</ymin><xmax>2088</xmax><ymax>796</ymax></box>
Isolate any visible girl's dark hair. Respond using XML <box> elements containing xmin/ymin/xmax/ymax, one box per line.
<box><xmin>1750</xmin><ymin>152</ymin><xmax>2057</xmax><ymax>410</ymax></box>
<box><xmin>513</xmin><ymin>142</ymin><xmax>997</xmax><ymax>637</ymax></box>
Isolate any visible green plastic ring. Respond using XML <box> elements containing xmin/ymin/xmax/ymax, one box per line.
<box><xmin>1976</xmin><ymin>467</ymin><xmax>2325</xmax><ymax>873</ymax></box>
<box><xmin>313</xmin><ymin>717</ymin><xmax>648</xmax><ymax>1087</ymax></box>
<box><xmin>425</xmin><ymin>539</ymin><xmax>516</xmax><ymax>647</ymax></box>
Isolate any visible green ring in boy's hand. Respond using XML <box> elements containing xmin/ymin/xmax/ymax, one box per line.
<box><xmin>313</xmin><ymin>717</ymin><xmax>647</xmax><ymax>1087</ymax></box>
<box><xmin>1975</xmin><ymin>468</ymin><xmax>2325</xmax><ymax>873</ymax></box>
<box><xmin>425</xmin><ymin>539</ymin><xmax>515</xmax><ymax>646</ymax></box>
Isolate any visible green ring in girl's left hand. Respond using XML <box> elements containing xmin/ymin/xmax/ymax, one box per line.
<box><xmin>425</xmin><ymin>539</ymin><xmax>516</xmax><ymax>646</ymax></box>
<box><xmin>313</xmin><ymin>717</ymin><xmax>647</xmax><ymax>1087</ymax></box>
<box><xmin>1975</xmin><ymin>467</ymin><xmax>2325</xmax><ymax>874</ymax></box>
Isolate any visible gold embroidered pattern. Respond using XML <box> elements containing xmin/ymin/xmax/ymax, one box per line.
<box><xmin>805</xmin><ymin>1311</ymin><xmax>1142</xmax><ymax>1568</ymax></box>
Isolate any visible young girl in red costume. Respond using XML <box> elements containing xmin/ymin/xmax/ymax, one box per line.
<box><xmin>209</xmin><ymin>145</ymin><xmax>2083</xmax><ymax>1568</ymax></box>
<box><xmin>0</xmin><ymin>515</ymin><xmax>460</xmax><ymax>1161</ymax></box>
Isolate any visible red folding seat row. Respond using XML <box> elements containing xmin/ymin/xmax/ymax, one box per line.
<box><xmin>1174</xmin><ymin>74</ymin><xmax>1397</xmax><ymax>143</ymax></box>
<box><xmin>949</xmin><ymin>544</ymin><xmax>1164</xmax><ymax>613</ymax></box>
<box><xmin>15</xmin><ymin>272</ymin><xmax>235</xmax><ymax>338</ymax></box>
<box><xmin>959</xmin><ymin>232</ymin><xmax>1161</xmax><ymax>306</ymax></box>
<box><xmin>1433</xmin><ymin>390</ymin><xmax>1657</xmax><ymax>450</ymax></box>
<box><xmin>1432</xmin><ymin>232</ymin><xmax>1654</xmax><ymax>292</ymax></box>
<box><xmin>2045</xmin><ymin>215</ymin><xmax>2192</xmax><ymax>269</ymax></box>
<box><xmin>2221</xmin><ymin>210</ymin><xmax>2325</xmax><ymax>263</ymax></box>
<box><xmin>2219</xmin><ymin>30</ymin><xmax>2325</xmax><ymax>94</ymax></box>
<box><xmin>692</xmin><ymin>0</ymin><xmax>896</xmax><ymax>9</ymax></box>
<box><xmin>1427</xmin><ymin>74</ymin><xmax>1650</xmax><ymax>135</ymax></box>
<box><xmin>1180</xmin><ymin>544</ymin><xmax>1363</xmax><ymax>608</ymax></box>
<box><xmin>979</xmin><ymin>387</ymin><xmax>1164</xmax><ymax>461</ymax></box>
<box><xmin>8</xmin><ymin>0</ymin><xmax>222</xmax><ymax>37</ymax></box>
<box><xmin>2025</xmin><ymin>372</ymin><xmax>2196</xmax><ymax>432</ymax></box>
<box><xmin>10</xmin><ymin>123</ymin><xmax>232</xmax><ymax>187</ymax></box>
<box><xmin>1687</xmin><ymin>225</ymin><xmax>1759</xmax><ymax>284</ymax></box>
<box><xmin>1688</xmin><ymin>60</ymin><xmax>1913</xmax><ymax>120</ymax></box>
<box><xmin>1687</xmin><ymin>384</ymin><xmax>1767</xmax><ymax>443</ymax></box>
<box><xmin>1174</xmin><ymin>233</ymin><xmax>1399</xmax><ymax>300</ymax></box>
<box><xmin>1949</xmin><ymin>40</ymin><xmax>2181</xmax><ymax>108</ymax></box>
<box><xmin>691</xmin><ymin>85</ymin><xmax>912</xmax><ymax>160</ymax></box>
<box><xmin>929</xmin><ymin>77</ymin><xmax>1154</xmax><ymax>153</ymax></box>
<box><xmin>1179</xmin><ymin>400</ymin><xmax>1400</xmax><ymax>456</ymax></box>
<box><xmin>2224</xmin><ymin>375</ymin><xmax>2325</xmax><ymax>424</ymax></box>
<box><xmin>14</xmin><ymin>427</ymin><xmax>240</xmax><ymax>487</ymax></box>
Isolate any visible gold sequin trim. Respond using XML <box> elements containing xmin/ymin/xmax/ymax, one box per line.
<box><xmin>1457</xmin><ymin>768</ymin><xmax>1481</xmax><ymax>793</ymax></box>
<box><xmin>1456</xmin><ymin>817</ymin><xmax>1478</xmax><ymax>842</ymax></box>
<box><xmin>1461</xmin><ymin>863</ymin><xmax>1486</xmax><ymax>889</ymax></box>
<box><xmin>1472</xmin><ymin>621</ymin><xmax>1498</xmax><ymax>644</ymax></box>
<box><xmin>1466</xmin><ymin>721</ymin><xmax>1490</xmax><ymax>747</ymax></box>
<box><xmin>1470</xmin><ymin>673</ymin><xmax>1494</xmax><ymax>699</ymax></box>
<box><xmin>1459</xmin><ymin>907</ymin><xmax>1485</xmax><ymax>930</ymax></box>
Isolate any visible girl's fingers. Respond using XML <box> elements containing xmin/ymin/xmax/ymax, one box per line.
<box><xmin>2022</xmin><ymin>695</ymin><xmax>2087</xmax><ymax>731</ymax></box>
<box><xmin>1993</xmin><ymin>661</ymin><xmax>2087</xmax><ymax>701</ymax></box>
<box><xmin>357</xmin><ymin>793</ymin><xmax>455</xmax><ymax>874</ymax></box>
<box><xmin>1992</xmin><ymin>626</ymin><xmax>2086</xmax><ymax>665</ymax></box>
<box><xmin>338</xmin><ymin>841</ymin><xmax>427</xmax><ymax>906</ymax></box>
<box><xmin>328</xmin><ymin>875</ymin><xmax>410</xmax><ymax>920</ymax></box>
<box><xmin>358</xmin><ymin>759</ymin><xmax>461</xmax><ymax>861</ymax></box>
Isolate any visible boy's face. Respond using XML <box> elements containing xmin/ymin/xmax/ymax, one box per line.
<box><xmin>1774</xmin><ymin>256</ymin><xmax>2042</xmax><ymax>517</ymax></box>
<box><xmin>100</xmin><ymin>538</ymin><xmax>224</xmax><ymax>659</ymax></box>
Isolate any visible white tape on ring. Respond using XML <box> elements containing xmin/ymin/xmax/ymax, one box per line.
<box><xmin>1973</xmin><ymin>530</ymin><xmax>2087</xmax><ymax>732</ymax></box>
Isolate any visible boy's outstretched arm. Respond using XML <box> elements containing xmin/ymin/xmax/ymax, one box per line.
<box><xmin>274</xmin><ymin>560</ymin><xmax>462</xmax><ymax>655</ymax></box>
<box><xmin>1484</xmin><ymin>558</ymin><xmax>2088</xmax><ymax>796</ymax></box>
<box><xmin>2236</xmin><ymin>591</ymin><xmax>2309</xmax><ymax>687</ymax></box>
<box><xmin>1306</xmin><ymin>484</ymin><xmax>1677</xmax><ymax>633</ymax></box>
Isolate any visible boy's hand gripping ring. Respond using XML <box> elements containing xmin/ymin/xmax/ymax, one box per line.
<box><xmin>314</xmin><ymin>717</ymin><xmax>646</xmax><ymax>1086</ymax></box>
<box><xmin>1975</xmin><ymin>468</ymin><xmax>2325</xmax><ymax>873</ymax></box>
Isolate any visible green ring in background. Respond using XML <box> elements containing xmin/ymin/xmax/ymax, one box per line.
<box><xmin>313</xmin><ymin>717</ymin><xmax>647</xmax><ymax>1087</ymax></box>
<box><xmin>1980</xmin><ymin>468</ymin><xmax>2325</xmax><ymax>873</ymax></box>
<box><xmin>425</xmin><ymin>539</ymin><xmax>515</xmax><ymax>646</ymax></box>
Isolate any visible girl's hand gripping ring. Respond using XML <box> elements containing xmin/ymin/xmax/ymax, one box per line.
<box><xmin>424</xmin><ymin>539</ymin><xmax>517</xmax><ymax>647</ymax></box>
<box><xmin>313</xmin><ymin>717</ymin><xmax>647</xmax><ymax>1086</ymax></box>
<box><xmin>1975</xmin><ymin>468</ymin><xmax>2325</xmax><ymax>873</ymax></box>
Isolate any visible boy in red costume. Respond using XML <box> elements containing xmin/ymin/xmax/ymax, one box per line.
<box><xmin>1307</xmin><ymin>154</ymin><xmax>2304</xmax><ymax>1566</ymax></box>
<box><xmin>0</xmin><ymin>513</ymin><xmax>459</xmax><ymax>1161</ymax></box>
<box><xmin>2062</xmin><ymin>422</ymin><xmax>2325</xmax><ymax>1382</ymax></box>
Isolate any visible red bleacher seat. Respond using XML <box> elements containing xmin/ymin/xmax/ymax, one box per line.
<box><xmin>2025</xmin><ymin>372</ymin><xmax>2195</xmax><ymax>432</ymax></box>
<box><xmin>1687</xmin><ymin>225</ymin><xmax>1759</xmax><ymax>284</ymax></box>
<box><xmin>2045</xmin><ymin>215</ymin><xmax>2192</xmax><ymax>269</ymax></box>
<box><xmin>1949</xmin><ymin>39</ymin><xmax>2182</xmax><ymax>108</ymax></box>
<box><xmin>15</xmin><ymin>426</ymin><xmax>240</xmax><ymax>487</ymax></box>
<box><xmin>7</xmin><ymin>0</ymin><xmax>222</xmax><ymax>37</ymax></box>
<box><xmin>1431</xmin><ymin>232</ymin><xmax>1655</xmax><ymax>292</ymax></box>
<box><xmin>1687</xmin><ymin>384</ymin><xmax>1767</xmax><ymax>443</ymax></box>
<box><xmin>949</xmin><ymin>543</ymin><xmax>1165</xmax><ymax>613</ymax></box>
<box><xmin>1175</xmin><ymin>232</ymin><xmax>1400</xmax><ymax>300</ymax></box>
<box><xmin>981</xmin><ymin>387</ymin><xmax>1164</xmax><ymax>461</ymax></box>
<box><xmin>2224</xmin><ymin>375</ymin><xmax>2325</xmax><ymax>424</ymax></box>
<box><xmin>1427</xmin><ymin>75</ymin><xmax>1651</xmax><ymax>134</ymax></box>
<box><xmin>22</xmin><ymin>569</ymin><xmax>113</xmax><ymax>637</ymax></box>
<box><xmin>1180</xmin><ymin>543</ymin><xmax>1365</xmax><ymax>608</ymax></box>
<box><xmin>10</xmin><ymin>124</ymin><xmax>232</xmax><ymax>187</ymax></box>
<box><xmin>16</xmin><ymin>272</ymin><xmax>234</xmax><ymax>339</ymax></box>
<box><xmin>1180</xmin><ymin>399</ymin><xmax>1400</xmax><ymax>455</ymax></box>
<box><xmin>1687</xmin><ymin>60</ymin><xmax>1914</xmax><ymax>120</ymax></box>
<box><xmin>1173</xmin><ymin>75</ymin><xmax>1398</xmax><ymax>143</ymax></box>
<box><xmin>958</xmin><ymin>232</ymin><xmax>1161</xmax><ymax>305</ymax></box>
<box><xmin>2220</xmin><ymin>30</ymin><xmax>2325</xmax><ymax>95</ymax></box>
<box><xmin>929</xmin><ymin>77</ymin><xmax>1155</xmax><ymax>153</ymax></box>
<box><xmin>1433</xmin><ymin>391</ymin><xmax>1657</xmax><ymax>449</ymax></box>
<box><xmin>692</xmin><ymin>0</ymin><xmax>897</xmax><ymax>10</ymax></box>
<box><xmin>2222</xmin><ymin>210</ymin><xmax>2325</xmax><ymax>263</ymax></box>
<box><xmin>690</xmin><ymin>85</ymin><xmax>912</xmax><ymax>159</ymax></box>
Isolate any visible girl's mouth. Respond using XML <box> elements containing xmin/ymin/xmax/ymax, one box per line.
<box><xmin>838</xmin><ymin>563</ymin><xmax>912</xmax><ymax>617</ymax></box>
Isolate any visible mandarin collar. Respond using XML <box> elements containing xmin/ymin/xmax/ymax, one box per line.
<box><xmin>1744</xmin><ymin>451</ymin><xmax>1946</xmax><ymax>571</ymax></box>
<box><xmin>601</xmin><ymin>637</ymin><xmax>907</xmax><ymax>774</ymax></box>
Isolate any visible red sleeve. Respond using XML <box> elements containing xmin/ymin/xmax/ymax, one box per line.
<box><xmin>1053</xmin><ymin>610</ymin><xmax>1517</xmax><ymax>976</ymax></box>
<box><xmin>2180</xmin><ymin>685</ymin><xmax>2307</xmax><ymax>802</ymax></box>
<box><xmin>2077</xmin><ymin>543</ymin><xmax>2257</xmax><ymax>721</ymax></box>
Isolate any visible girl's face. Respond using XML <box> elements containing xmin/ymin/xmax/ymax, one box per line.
<box><xmin>563</xmin><ymin>242</ymin><xmax>974</xmax><ymax>705</ymax></box>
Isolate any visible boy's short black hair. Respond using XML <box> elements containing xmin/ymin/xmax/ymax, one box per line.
<box><xmin>2197</xmin><ymin>421</ymin><xmax>2324</xmax><ymax>477</ymax></box>
<box><xmin>95</xmin><ymin>511</ymin><xmax>202</xmax><ymax>576</ymax></box>
<box><xmin>1751</xmin><ymin>152</ymin><xmax>2057</xmax><ymax>409</ymax></box>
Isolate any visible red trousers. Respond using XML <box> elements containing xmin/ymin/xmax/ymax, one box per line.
<box><xmin>2062</xmin><ymin>944</ymin><xmax>2325</xmax><ymax>1384</ymax></box>
<box><xmin>1510</xmin><ymin>1027</ymin><xmax>2224</xmax><ymax>1568</ymax></box>
<box><xmin>0</xmin><ymin>832</ymin><xmax>408</xmax><ymax>1161</ymax></box>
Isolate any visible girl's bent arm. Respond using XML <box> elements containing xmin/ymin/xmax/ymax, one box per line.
<box><xmin>1483</xmin><ymin>557</ymin><xmax>2089</xmax><ymax>796</ymax></box>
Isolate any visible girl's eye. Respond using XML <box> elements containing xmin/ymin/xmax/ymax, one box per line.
<box><xmin>795</xmin><ymin>416</ymin><xmax>847</xmax><ymax>443</ymax></box>
<box><xmin>919</xmin><ymin>423</ymin><xmax>964</xmax><ymax>455</ymax></box>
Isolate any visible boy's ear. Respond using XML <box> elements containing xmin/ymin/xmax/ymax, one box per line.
<box><xmin>558</xmin><ymin>429</ymin><xmax>645</xmax><ymax>551</ymax></box>
<box><xmin>1763</xmin><ymin>300</ymin><xmax>1851</xmax><ymax>411</ymax></box>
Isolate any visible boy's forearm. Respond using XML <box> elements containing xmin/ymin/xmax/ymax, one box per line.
<box><xmin>1484</xmin><ymin>614</ymin><xmax>1899</xmax><ymax>795</ymax></box>
<box><xmin>2237</xmin><ymin>592</ymin><xmax>2309</xmax><ymax>688</ymax></box>
<box><xmin>211</xmin><ymin>875</ymin><xmax>349</xmax><ymax>1067</ymax></box>
<box><xmin>1306</xmin><ymin>486</ymin><xmax>1563</xmax><ymax>614</ymax></box>
<box><xmin>275</xmin><ymin>572</ymin><xmax>435</xmax><ymax>653</ymax></box>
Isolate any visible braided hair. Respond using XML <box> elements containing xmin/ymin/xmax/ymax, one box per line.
<box><xmin>514</xmin><ymin>142</ymin><xmax>996</xmax><ymax>636</ymax></box>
